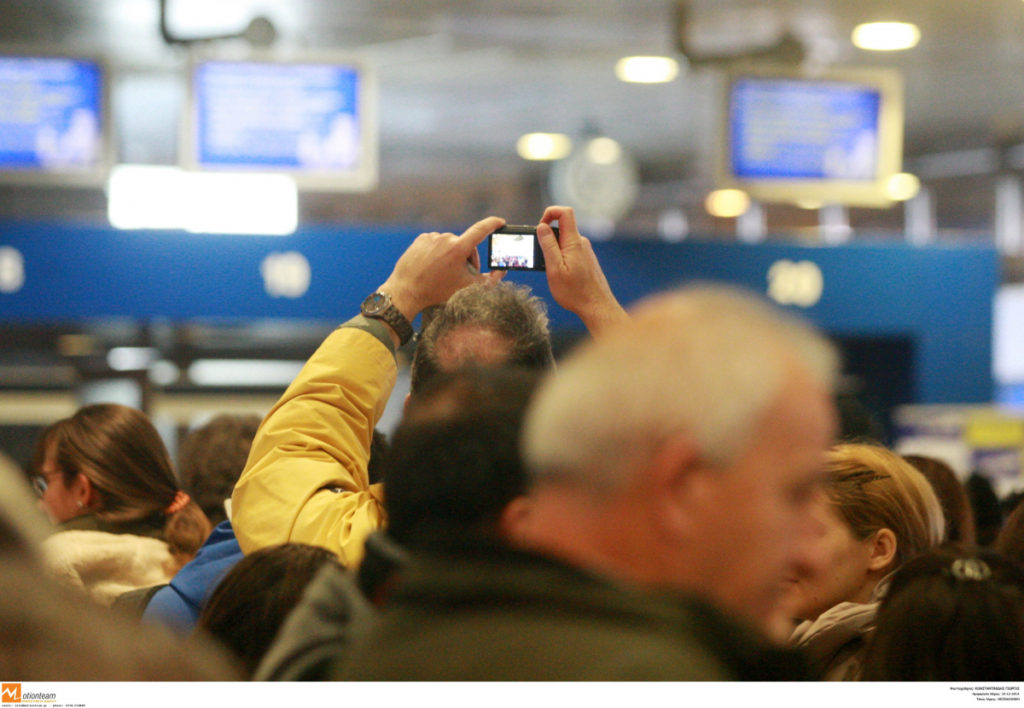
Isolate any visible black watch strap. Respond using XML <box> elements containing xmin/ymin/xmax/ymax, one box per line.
<box><xmin>360</xmin><ymin>292</ymin><xmax>414</xmax><ymax>345</ymax></box>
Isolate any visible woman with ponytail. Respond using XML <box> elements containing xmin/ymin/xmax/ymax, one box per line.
<box><xmin>31</xmin><ymin>403</ymin><xmax>211</xmax><ymax>605</ymax></box>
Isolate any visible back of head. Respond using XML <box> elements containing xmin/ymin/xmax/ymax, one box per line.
<box><xmin>34</xmin><ymin>403</ymin><xmax>210</xmax><ymax>562</ymax></box>
<box><xmin>179</xmin><ymin>414</ymin><xmax>262</xmax><ymax>526</ymax></box>
<box><xmin>825</xmin><ymin>444</ymin><xmax>945</xmax><ymax>571</ymax></box>
<box><xmin>967</xmin><ymin>472</ymin><xmax>1004</xmax><ymax>546</ymax></box>
<box><xmin>523</xmin><ymin>284</ymin><xmax>839</xmax><ymax>491</ymax></box>
<box><xmin>995</xmin><ymin>498</ymin><xmax>1024</xmax><ymax>567</ymax></box>
<box><xmin>862</xmin><ymin>547</ymin><xmax>1024</xmax><ymax>680</ymax></box>
<box><xmin>410</xmin><ymin>281</ymin><xmax>554</xmax><ymax>393</ymax></box>
<box><xmin>835</xmin><ymin>392</ymin><xmax>885</xmax><ymax>444</ymax></box>
<box><xmin>384</xmin><ymin>365</ymin><xmax>541</xmax><ymax>547</ymax></box>
<box><xmin>196</xmin><ymin>542</ymin><xmax>339</xmax><ymax>676</ymax></box>
<box><xmin>903</xmin><ymin>454</ymin><xmax>976</xmax><ymax>546</ymax></box>
<box><xmin>37</xmin><ymin>403</ymin><xmax>178</xmax><ymax>525</ymax></box>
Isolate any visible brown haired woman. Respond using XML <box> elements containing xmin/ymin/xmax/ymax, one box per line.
<box><xmin>32</xmin><ymin>403</ymin><xmax>211</xmax><ymax>605</ymax></box>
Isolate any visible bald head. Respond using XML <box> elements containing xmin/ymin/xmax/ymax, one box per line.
<box><xmin>516</xmin><ymin>284</ymin><xmax>840</xmax><ymax>631</ymax></box>
<box><xmin>522</xmin><ymin>284</ymin><xmax>839</xmax><ymax>491</ymax></box>
<box><xmin>410</xmin><ymin>281</ymin><xmax>554</xmax><ymax>393</ymax></box>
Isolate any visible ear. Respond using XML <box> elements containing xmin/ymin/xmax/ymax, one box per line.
<box><xmin>72</xmin><ymin>472</ymin><xmax>99</xmax><ymax>510</ymax></box>
<box><xmin>644</xmin><ymin>435</ymin><xmax>705</xmax><ymax>541</ymax></box>
<box><xmin>867</xmin><ymin>528</ymin><xmax>898</xmax><ymax>572</ymax></box>
<box><xmin>497</xmin><ymin>495</ymin><xmax>534</xmax><ymax>543</ymax></box>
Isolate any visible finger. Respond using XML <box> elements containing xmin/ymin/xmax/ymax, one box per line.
<box><xmin>536</xmin><ymin>223</ymin><xmax>563</xmax><ymax>270</ymax></box>
<box><xmin>457</xmin><ymin>215</ymin><xmax>506</xmax><ymax>249</ymax></box>
<box><xmin>468</xmin><ymin>247</ymin><xmax>481</xmax><ymax>273</ymax></box>
<box><xmin>540</xmin><ymin>206</ymin><xmax>579</xmax><ymax>245</ymax></box>
<box><xmin>485</xmin><ymin>269</ymin><xmax>507</xmax><ymax>284</ymax></box>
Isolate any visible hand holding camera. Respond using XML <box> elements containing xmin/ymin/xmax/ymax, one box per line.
<box><xmin>535</xmin><ymin>206</ymin><xmax>628</xmax><ymax>337</ymax></box>
<box><xmin>381</xmin><ymin>215</ymin><xmax>506</xmax><ymax>325</ymax></box>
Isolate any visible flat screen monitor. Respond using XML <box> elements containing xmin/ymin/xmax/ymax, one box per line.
<box><xmin>0</xmin><ymin>54</ymin><xmax>108</xmax><ymax>182</ymax></box>
<box><xmin>716</xmin><ymin>66</ymin><xmax>904</xmax><ymax>207</ymax></box>
<box><xmin>184</xmin><ymin>56</ymin><xmax>378</xmax><ymax>191</ymax></box>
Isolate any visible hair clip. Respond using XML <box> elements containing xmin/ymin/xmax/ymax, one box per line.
<box><xmin>838</xmin><ymin>470</ymin><xmax>889</xmax><ymax>488</ymax></box>
<box><xmin>949</xmin><ymin>558</ymin><xmax>993</xmax><ymax>582</ymax></box>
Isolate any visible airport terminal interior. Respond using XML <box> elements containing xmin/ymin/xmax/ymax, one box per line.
<box><xmin>1</xmin><ymin>0</ymin><xmax>1024</xmax><ymax>491</ymax></box>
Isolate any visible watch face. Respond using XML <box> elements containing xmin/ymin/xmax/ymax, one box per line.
<box><xmin>363</xmin><ymin>292</ymin><xmax>389</xmax><ymax>315</ymax></box>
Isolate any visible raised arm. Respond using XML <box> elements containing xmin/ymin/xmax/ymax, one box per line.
<box><xmin>231</xmin><ymin>217</ymin><xmax>505</xmax><ymax>564</ymax></box>
<box><xmin>536</xmin><ymin>205</ymin><xmax>629</xmax><ymax>337</ymax></box>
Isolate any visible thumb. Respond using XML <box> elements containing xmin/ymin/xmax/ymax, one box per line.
<box><xmin>484</xmin><ymin>269</ymin><xmax>507</xmax><ymax>284</ymax></box>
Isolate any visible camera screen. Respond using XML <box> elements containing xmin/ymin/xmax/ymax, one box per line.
<box><xmin>489</xmin><ymin>231</ymin><xmax>537</xmax><ymax>270</ymax></box>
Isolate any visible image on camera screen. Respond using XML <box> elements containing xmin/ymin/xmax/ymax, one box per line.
<box><xmin>489</xmin><ymin>232</ymin><xmax>535</xmax><ymax>269</ymax></box>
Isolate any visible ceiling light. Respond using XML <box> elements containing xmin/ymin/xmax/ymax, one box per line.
<box><xmin>107</xmin><ymin>347</ymin><xmax>157</xmax><ymax>372</ymax></box>
<box><xmin>107</xmin><ymin>165</ymin><xmax>298</xmax><ymax>235</ymax></box>
<box><xmin>852</xmin><ymin>22</ymin><xmax>921</xmax><ymax>51</ymax></box>
<box><xmin>516</xmin><ymin>133</ymin><xmax>572</xmax><ymax>161</ymax></box>
<box><xmin>795</xmin><ymin>199</ymin><xmax>825</xmax><ymax>210</ymax></box>
<box><xmin>148</xmin><ymin>360</ymin><xmax>181</xmax><ymax>387</ymax></box>
<box><xmin>584</xmin><ymin>137</ymin><xmax>623</xmax><ymax>165</ymax></box>
<box><xmin>885</xmin><ymin>172</ymin><xmax>921</xmax><ymax>201</ymax></box>
<box><xmin>705</xmin><ymin>189</ymin><xmax>750</xmax><ymax>218</ymax></box>
<box><xmin>107</xmin><ymin>165</ymin><xmax>185</xmax><ymax>230</ymax></box>
<box><xmin>615</xmin><ymin>56</ymin><xmax>680</xmax><ymax>84</ymax></box>
<box><xmin>182</xmin><ymin>172</ymin><xmax>298</xmax><ymax>235</ymax></box>
<box><xmin>658</xmin><ymin>209</ymin><xmax>689</xmax><ymax>242</ymax></box>
<box><xmin>187</xmin><ymin>359</ymin><xmax>305</xmax><ymax>387</ymax></box>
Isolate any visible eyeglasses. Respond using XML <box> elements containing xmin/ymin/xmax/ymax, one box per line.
<box><xmin>30</xmin><ymin>471</ymin><xmax>63</xmax><ymax>497</ymax></box>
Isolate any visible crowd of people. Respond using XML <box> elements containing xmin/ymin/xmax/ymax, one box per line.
<box><xmin>3</xmin><ymin>205</ymin><xmax>1024</xmax><ymax>683</ymax></box>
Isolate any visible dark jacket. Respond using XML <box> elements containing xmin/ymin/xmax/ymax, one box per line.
<box><xmin>331</xmin><ymin>540</ymin><xmax>812</xmax><ymax>681</ymax></box>
<box><xmin>253</xmin><ymin>532</ymin><xmax>404</xmax><ymax>681</ymax></box>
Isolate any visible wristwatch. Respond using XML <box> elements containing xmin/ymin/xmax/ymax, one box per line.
<box><xmin>360</xmin><ymin>291</ymin><xmax>414</xmax><ymax>345</ymax></box>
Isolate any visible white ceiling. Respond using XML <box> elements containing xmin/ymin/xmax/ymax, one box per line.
<box><xmin>3</xmin><ymin>0</ymin><xmax>1024</xmax><ymax>237</ymax></box>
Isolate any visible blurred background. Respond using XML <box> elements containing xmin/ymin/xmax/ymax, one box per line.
<box><xmin>1</xmin><ymin>0</ymin><xmax>1023</xmax><ymax>493</ymax></box>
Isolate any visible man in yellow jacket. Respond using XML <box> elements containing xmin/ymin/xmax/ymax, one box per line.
<box><xmin>231</xmin><ymin>206</ymin><xmax>626</xmax><ymax>565</ymax></box>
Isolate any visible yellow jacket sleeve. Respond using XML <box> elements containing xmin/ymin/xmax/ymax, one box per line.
<box><xmin>231</xmin><ymin>325</ymin><xmax>397</xmax><ymax>566</ymax></box>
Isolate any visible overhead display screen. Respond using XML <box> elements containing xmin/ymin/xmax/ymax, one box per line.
<box><xmin>729</xmin><ymin>77</ymin><xmax>881</xmax><ymax>181</ymax></box>
<box><xmin>187</xmin><ymin>59</ymin><xmax>377</xmax><ymax>191</ymax></box>
<box><xmin>716</xmin><ymin>66</ymin><xmax>904</xmax><ymax>207</ymax></box>
<box><xmin>0</xmin><ymin>55</ymin><xmax>105</xmax><ymax>175</ymax></box>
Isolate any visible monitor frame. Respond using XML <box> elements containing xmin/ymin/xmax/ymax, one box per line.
<box><xmin>0</xmin><ymin>48</ymin><xmax>113</xmax><ymax>186</ymax></box>
<box><xmin>180</xmin><ymin>50</ymin><xmax>379</xmax><ymax>192</ymax></box>
<box><xmin>715</xmin><ymin>64</ymin><xmax>904</xmax><ymax>208</ymax></box>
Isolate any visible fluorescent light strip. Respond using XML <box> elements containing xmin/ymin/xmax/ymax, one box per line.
<box><xmin>187</xmin><ymin>359</ymin><xmax>305</xmax><ymax>387</ymax></box>
<box><xmin>107</xmin><ymin>165</ymin><xmax>298</xmax><ymax>235</ymax></box>
<box><xmin>516</xmin><ymin>133</ymin><xmax>572</xmax><ymax>161</ymax></box>
<box><xmin>852</xmin><ymin>22</ymin><xmax>920</xmax><ymax>51</ymax></box>
<box><xmin>615</xmin><ymin>56</ymin><xmax>680</xmax><ymax>84</ymax></box>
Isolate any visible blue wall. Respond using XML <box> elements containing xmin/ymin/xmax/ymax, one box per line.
<box><xmin>0</xmin><ymin>220</ymin><xmax>999</xmax><ymax>403</ymax></box>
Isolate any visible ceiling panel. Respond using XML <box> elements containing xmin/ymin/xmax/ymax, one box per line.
<box><xmin>0</xmin><ymin>0</ymin><xmax>1023</xmax><ymax>238</ymax></box>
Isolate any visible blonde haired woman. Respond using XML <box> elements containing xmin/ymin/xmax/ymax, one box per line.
<box><xmin>779</xmin><ymin>443</ymin><xmax>945</xmax><ymax>680</ymax></box>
